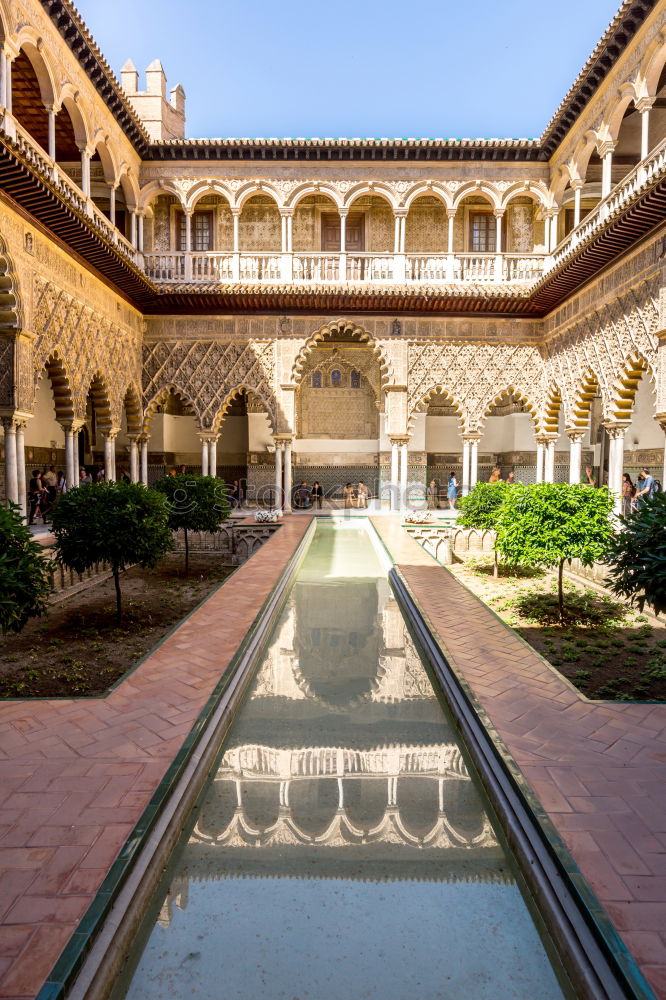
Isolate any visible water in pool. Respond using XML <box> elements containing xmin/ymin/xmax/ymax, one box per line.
<box><xmin>114</xmin><ymin>521</ymin><xmax>567</xmax><ymax>1000</ymax></box>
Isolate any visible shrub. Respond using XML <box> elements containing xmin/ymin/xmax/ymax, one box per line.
<box><xmin>51</xmin><ymin>482</ymin><xmax>173</xmax><ymax>623</ymax></box>
<box><xmin>457</xmin><ymin>481</ymin><xmax>512</xmax><ymax>576</ymax></box>
<box><xmin>495</xmin><ymin>484</ymin><xmax>614</xmax><ymax>620</ymax></box>
<box><xmin>153</xmin><ymin>474</ymin><xmax>230</xmax><ymax>573</ymax></box>
<box><xmin>0</xmin><ymin>503</ymin><xmax>53</xmax><ymax>633</ymax></box>
<box><xmin>605</xmin><ymin>492</ymin><xmax>666</xmax><ymax>617</ymax></box>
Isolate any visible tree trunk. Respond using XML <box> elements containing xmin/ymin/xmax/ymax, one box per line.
<box><xmin>184</xmin><ymin>527</ymin><xmax>189</xmax><ymax>575</ymax></box>
<box><xmin>113</xmin><ymin>566</ymin><xmax>122</xmax><ymax>624</ymax></box>
<box><xmin>558</xmin><ymin>558</ymin><xmax>565</xmax><ymax>622</ymax></box>
<box><xmin>493</xmin><ymin>548</ymin><xmax>499</xmax><ymax>579</ymax></box>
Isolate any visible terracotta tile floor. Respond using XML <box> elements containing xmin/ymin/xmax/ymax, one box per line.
<box><xmin>372</xmin><ymin>516</ymin><xmax>666</xmax><ymax>997</ymax></box>
<box><xmin>0</xmin><ymin>517</ymin><xmax>312</xmax><ymax>1000</ymax></box>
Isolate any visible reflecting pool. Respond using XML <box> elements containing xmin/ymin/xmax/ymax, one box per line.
<box><xmin>114</xmin><ymin>521</ymin><xmax>567</xmax><ymax>1000</ymax></box>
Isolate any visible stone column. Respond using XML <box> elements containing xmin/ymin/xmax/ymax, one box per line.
<box><xmin>274</xmin><ymin>441</ymin><xmax>283</xmax><ymax>509</ymax></box>
<box><xmin>2</xmin><ymin>418</ymin><xmax>18</xmax><ymax>505</ymax></box>
<box><xmin>64</xmin><ymin>425</ymin><xmax>77</xmax><ymax>491</ymax></box>
<box><xmin>140</xmin><ymin>438</ymin><xmax>149</xmax><ymax>486</ymax></box>
<box><xmin>103</xmin><ymin>431</ymin><xmax>116</xmax><ymax>482</ymax></box>
<box><xmin>338</xmin><ymin>209</ymin><xmax>347</xmax><ymax>281</ymax></box>
<box><xmin>109</xmin><ymin>184</ymin><xmax>116</xmax><ymax>227</ymax></box>
<box><xmin>567</xmin><ymin>431</ymin><xmax>583</xmax><ymax>485</ymax></box>
<box><xmin>572</xmin><ymin>181</ymin><xmax>583</xmax><ymax>228</ymax></box>
<box><xmin>46</xmin><ymin>106</ymin><xmax>56</xmax><ymax>160</ymax></box>
<box><xmin>605</xmin><ymin>424</ymin><xmax>626</xmax><ymax>516</ymax></box>
<box><xmin>15</xmin><ymin>421</ymin><xmax>26</xmax><ymax>517</ymax></box>
<box><xmin>129</xmin><ymin>437</ymin><xmax>139</xmax><ymax>483</ymax></box>
<box><xmin>137</xmin><ymin>213</ymin><xmax>144</xmax><ymax>253</ymax></box>
<box><xmin>393</xmin><ymin>210</ymin><xmax>407</xmax><ymax>282</ymax></box>
<box><xmin>535</xmin><ymin>439</ymin><xmax>545</xmax><ymax>483</ymax></box>
<box><xmin>446</xmin><ymin>209</ymin><xmax>456</xmax><ymax>281</ymax></box>
<box><xmin>462</xmin><ymin>438</ymin><xmax>470</xmax><ymax>497</ymax></box>
<box><xmin>4</xmin><ymin>53</ymin><xmax>12</xmax><ymax>115</ymax></box>
<box><xmin>494</xmin><ymin>210</ymin><xmax>504</xmax><ymax>282</ymax></box>
<box><xmin>469</xmin><ymin>438</ymin><xmax>480</xmax><ymax>490</ymax></box>
<box><xmin>200</xmin><ymin>437</ymin><xmax>209</xmax><ymax>476</ymax></box>
<box><xmin>399</xmin><ymin>441</ymin><xmax>408</xmax><ymax>505</ymax></box>
<box><xmin>130</xmin><ymin>209</ymin><xmax>137</xmax><ymax>248</ymax></box>
<box><xmin>209</xmin><ymin>438</ymin><xmax>217</xmax><ymax>478</ymax></box>
<box><xmin>283</xmin><ymin>439</ymin><xmax>292</xmax><ymax>512</ymax></box>
<box><xmin>638</xmin><ymin>99</ymin><xmax>653</xmax><ymax>161</ymax></box>
<box><xmin>544</xmin><ymin>438</ymin><xmax>556</xmax><ymax>483</ymax></box>
<box><xmin>600</xmin><ymin>142</ymin><xmax>615</xmax><ymax>199</ymax></box>
<box><xmin>390</xmin><ymin>439</ymin><xmax>399</xmax><ymax>510</ymax></box>
<box><xmin>79</xmin><ymin>147</ymin><xmax>91</xmax><ymax>198</ymax></box>
<box><xmin>0</xmin><ymin>48</ymin><xmax>6</xmax><ymax>110</ymax></box>
<box><xmin>280</xmin><ymin>211</ymin><xmax>293</xmax><ymax>281</ymax></box>
<box><xmin>231</xmin><ymin>210</ymin><xmax>241</xmax><ymax>281</ymax></box>
<box><xmin>658</xmin><ymin>418</ymin><xmax>666</xmax><ymax>491</ymax></box>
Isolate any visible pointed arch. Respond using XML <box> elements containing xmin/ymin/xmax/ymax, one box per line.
<box><xmin>142</xmin><ymin>383</ymin><xmax>200</xmax><ymax>434</ymax></box>
<box><xmin>541</xmin><ymin>383</ymin><xmax>562</xmax><ymax>435</ymax></box>
<box><xmin>567</xmin><ymin>369</ymin><xmax>601</xmax><ymax>431</ymax></box>
<box><xmin>34</xmin><ymin>351</ymin><xmax>75</xmax><ymax>424</ymax></box>
<box><xmin>211</xmin><ymin>384</ymin><xmax>276</xmax><ymax>436</ymax></box>
<box><xmin>408</xmin><ymin>384</ymin><xmax>465</xmax><ymax>431</ymax></box>
<box><xmin>290</xmin><ymin>319</ymin><xmax>392</xmax><ymax>389</ymax></box>
<box><xmin>608</xmin><ymin>353</ymin><xmax>653</xmax><ymax>423</ymax></box>
<box><xmin>478</xmin><ymin>385</ymin><xmax>539</xmax><ymax>430</ymax></box>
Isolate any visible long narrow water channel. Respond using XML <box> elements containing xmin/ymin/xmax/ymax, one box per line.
<box><xmin>113</xmin><ymin>521</ymin><xmax>568</xmax><ymax>1000</ymax></box>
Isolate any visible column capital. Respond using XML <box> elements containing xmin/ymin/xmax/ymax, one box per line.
<box><xmin>597</xmin><ymin>139</ymin><xmax>616</xmax><ymax>158</ymax></box>
<box><xmin>392</xmin><ymin>208</ymin><xmax>408</xmax><ymax>219</ymax></box>
<box><xmin>388</xmin><ymin>436</ymin><xmax>409</xmax><ymax>446</ymax></box>
<box><xmin>566</xmin><ymin>429</ymin><xmax>585</xmax><ymax>443</ymax></box>
<box><xmin>603</xmin><ymin>421</ymin><xmax>629</xmax><ymax>439</ymax></box>
<box><xmin>570</xmin><ymin>177</ymin><xmax>584</xmax><ymax>191</ymax></box>
<box><xmin>461</xmin><ymin>433</ymin><xmax>482</xmax><ymax>444</ymax></box>
<box><xmin>446</xmin><ymin>208</ymin><xmax>457</xmax><ymax>220</ymax></box>
<box><xmin>655</xmin><ymin>413</ymin><xmax>666</xmax><ymax>434</ymax></box>
<box><xmin>635</xmin><ymin>96</ymin><xmax>655</xmax><ymax>114</ymax></box>
<box><xmin>493</xmin><ymin>208</ymin><xmax>505</xmax><ymax>219</ymax></box>
<box><xmin>279</xmin><ymin>208</ymin><xmax>294</xmax><ymax>218</ymax></box>
<box><xmin>337</xmin><ymin>207</ymin><xmax>349</xmax><ymax>218</ymax></box>
<box><xmin>103</xmin><ymin>427</ymin><xmax>120</xmax><ymax>441</ymax></box>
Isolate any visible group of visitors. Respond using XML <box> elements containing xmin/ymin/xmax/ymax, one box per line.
<box><xmin>342</xmin><ymin>482</ymin><xmax>369</xmax><ymax>508</ymax></box>
<box><xmin>28</xmin><ymin>465</ymin><xmax>65</xmax><ymax>524</ymax></box>
<box><xmin>621</xmin><ymin>469</ymin><xmax>659</xmax><ymax>517</ymax></box>
<box><xmin>427</xmin><ymin>473</ymin><xmax>460</xmax><ymax>510</ymax></box>
<box><xmin>293</xmin><ymin>481</ymin><xmax>325</xmax><ymax>509</ymax></box>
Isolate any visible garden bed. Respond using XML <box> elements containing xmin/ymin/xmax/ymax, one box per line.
<box><xmin>0</xmin><ymin>554</ymin><xmax>232</xmax><ymax>698</ymax></box>
<box><xmin>448</xmin><ymin>558</ymin><xmax>666</xmax><ymax>701</ymax></box>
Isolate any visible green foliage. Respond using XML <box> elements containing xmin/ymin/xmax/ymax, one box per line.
<box><xmin>605</xmin><ymin>492</ymin><xmax>666</xmax><ymax>616</ymax></box>
<box><xmin>153</xmin><ymin>474</ymin><xmax>230</xmax><ymax>573</ymax></box>
<box><xmin>457</xmin><ymin>481</ymin><xmax>512</xmax><ymax>530</ymax></box>
<box><xmin>51</xmin><ymin>482</ymin><xmax>173</xmax><ymax>622</ymax></box>
<box><xmin>0</xmin><ymin>503</ymin><xmax>53</xmax><ymax>634</ymax></box>
<box><xmin>495</xmin><ymin>484</ymin><xmax>614</xmax><ymax>619</ymax></box>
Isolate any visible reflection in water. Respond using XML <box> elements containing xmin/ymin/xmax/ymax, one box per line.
<box><xmin>117</xmin><ymin>522</ymin><xmax>565</xmax><ymax>1000</ymax></box>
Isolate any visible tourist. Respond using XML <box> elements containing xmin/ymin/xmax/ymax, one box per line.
<box><xmin>506</xmin><ymin>471</ymin><xmax>517</xmax><ymax>485</ymax></box>
<box><xmin>447</xmin><ymin>472</ymin><xmax>459</xmax><ymax>510</ymax></box>
<box><xmin>95</xmin><ymin>468</ymin><xmax>105</xmax><ymax>483</ymax></box>
<box><xmin>178</xmin><ymin>464</ymin><xmax>187</xmax><ymax>474</ymax></box>
<box><xmin>343</xmin><ymin>482</ymin><xmax>355</xmax><ymax>509</ymax></box>
<box><xmin>583</xmin><ymin>465</ymin><xmax>596</xmax><ymax>486</ymax></box>
<box><xmin>56</xmin><ymin>470</ymin><xmax>67</xmax><ymax>494</ymax></box>
<box><xmin>488</xmin><ymin>467</ymin><xmax>502</xmax><ymax>483</ymax></box>
<box><xmin>311</xmin><ymin>481</ymin><xmax>323</xmax><ymax>509</ymax></box>
<box><xmin>357</xmin><ymin>481</ymin><xmax>369</xmax><ymax>509</ymax></box>
<box><xmin>229</xmin><ymin>479</ymin><xmax>244</xmax><ymax>508</ymax></box>
<box><xmin>295</xmin><ymin>481</ymin><xmax>311</xmax><ymax>509</ymax></box>
<box><xmin>635</xmin><ymin>468</ymin><xmax>655</xmax><ymax>506</ymax></box>
<box><xmin>79</xmin><ymin>467</ymin><xmax>92</xmax><ymax>484</ymax></box>
<box><xmin>28</xmin><ymin>470</ymin><xmax>49</xmax><ymax>525</ymax></box>
<box><xmin>427</xmin><ymin>479</ymin><xmax>439</xmax><ymax>509</ymax></box>
<box><xmin>621</xmin><ymin>473</ymin><xmax>635</xmax><ymax>518</ymax></box>
<box><xmin>118</xmin><ymin>466</ymin><xmax>130</xmax><ymax>483</ymax></box>
<box><xmin>43</xmin><ymin>464</ymin><xmax>57</xmax><ymax>507</ymax></box>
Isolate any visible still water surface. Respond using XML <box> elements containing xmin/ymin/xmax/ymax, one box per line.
<box><xmin>115</xmin><ymin>521</ymin><xmax>566</xmax><ymax>1000</ymax></box>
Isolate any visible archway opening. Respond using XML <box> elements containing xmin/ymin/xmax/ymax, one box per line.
<box><xmin>11</xmin><ymin>49</ymin><xmax>49</xmax><ymax>152</ymax></box>
<box><xmin>421</xmin><ymin>390</ymin><xmax>462</xmax><ymax>507</ymax></box>
<box><xmin>479</xmin><ymin>391</ymin><xmax>537</xmax><ymax>483</ymax></box>
<box><xmin>146</xmin><ymin>389</ymin><xmax>200</xmax><ymax>480</ymax></box>
<box><xmin>216</xmin><ymin>390</ymin><xmax>250</xmax><ymax>493</ymax></box>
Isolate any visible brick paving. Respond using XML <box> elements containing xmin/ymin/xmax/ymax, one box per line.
<box><xmin>372</xmin><ymin>516</ymin><xmax>666</xmax><ymax>998</ymax></box>
<box><xmin>0</xmin><ymin>516</ymin><xmax>312</xmax><ymax>1000</ymax></box>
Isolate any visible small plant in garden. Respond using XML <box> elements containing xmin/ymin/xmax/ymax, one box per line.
<box><xmin>457</xmin><ymin>482</ymin><xmax>512</xmax><ymax>576</ymax></box>
<box><xmin>0</xmin><ymin>502</ymin><xmax>53</xmax><ymax>634</ymax></box>
<box><xmin>605</xmin><ymin>492</ymin><xmax>666</xmax><ymax>617</ymax></box>
<box><xmin>154</xmin><ymin>474</ymin><xmax>230</xmax><ymax>574</ymax></box>
<box><xmin>494</xmin><ymin>483</ymin><xmax>614</xmax><ymax>621</ymax></box>
<box><xmin>52</xmin><ymin>482</ymin><xmax>173</xmax><ymax>624</ymax></box>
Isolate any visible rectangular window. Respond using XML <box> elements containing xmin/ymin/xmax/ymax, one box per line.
<box><xmin>470</xmin><ymin>213</ymin><xmax>496</xmax><ymax>252</ymax></box>
<box><xmin>176</xmin><ymin>211</ymin><xmax>213</xmax><ymax>251</ymax></box>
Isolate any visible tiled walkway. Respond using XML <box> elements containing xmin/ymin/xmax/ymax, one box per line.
<box><xmin>0</xmin><ymin>516</ymin><xmax>312</xmax><ymax>1000</ymax></box>
<box><xmin>372</xmin><ymin>517</ymin><xmax>666</xmax><ymax>999</ymax></box>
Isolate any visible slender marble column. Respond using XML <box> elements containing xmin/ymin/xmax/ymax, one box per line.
<box><xmin>283</xmin><ymin>440</ymin><xmax>292</xmax><ymax>512</ymax></box>
<box><xmin>3</xmin><ymin>419</ymin><xmax>17</xmax><ymax>505</ymax></box>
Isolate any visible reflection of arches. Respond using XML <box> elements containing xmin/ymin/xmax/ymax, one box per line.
<box><xmin>289</xmin><ymin>778</ymin><xmax>339</xmax><ymax>838</ymax></box>
<box><xmin>291</xmin><ymin>319</ymin><xmax>391</xmax><ymax>389</ymax></box>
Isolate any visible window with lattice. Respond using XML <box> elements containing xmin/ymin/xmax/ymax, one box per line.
<box><xmin>311</xmin><ymin>371</ymin><xmax>322</xmax><ymax>388</ymax></box>
<box><xmin>351</xmin><ymin>370</ymin><xmax>361</xmax><ymax>388</ymax></box>
<box><xmin>330</xmin><ymin>369</ymin><xmax>342</xmax><ymax>387</ymax></box>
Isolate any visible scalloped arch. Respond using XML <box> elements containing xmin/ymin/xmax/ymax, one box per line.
<box><xmin>211</xmin><ymin>383</ymin><xmax>276</xmax><ymax>435</ymax></box>
<box><xmin>290</xmin><ymin>320</ymin><xmax>392</xmax><ymax>390</ymax></box>
<box><xmin>142</xmin><ymin>383</ymin><xmax>200</xmax><ymax>434</ymax></box>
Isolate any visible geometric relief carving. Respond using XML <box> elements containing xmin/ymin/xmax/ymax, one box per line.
<box><xmin>142</xmin><ymin>339</ymin><xmax>277</xmax><ymax>430</ymax></box>
<box><xmin>32</xmin><ymin>275</ymin><xmax>142</xmax><ymax>424</ymax></box>
<box><xmin>0</xmin><ymin>338</ymin><xmax>14</xmax><ymax>409</ymax></box>
<box><xmin>544</xmin><ymin>276</ymin><xmax>660</xmax><ymax>424</ymax></box>
<box><xmin>297</xmin><ymin>346</ymin><xmax>380</xmax><ymax>438</ymax></box>
<box><xmin>408</xmin><ymin>341</ymin><xmax>545</xmax><ymax>432</ymax></box>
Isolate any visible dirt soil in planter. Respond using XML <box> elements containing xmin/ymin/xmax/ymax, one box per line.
<box><xmin>448</xmin><ymin>559</ymin><xmax>666</xmax><ymax>702</ymax></box>
<box><xmin>0</xmin><ymin>554</ymin><xmax>233</xmax><ymax>698</ymax></box>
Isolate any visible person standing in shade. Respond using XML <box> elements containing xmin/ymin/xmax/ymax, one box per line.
<box><xmin>447</xmin><ymin>472</ymin><xmax>459</xmax><ymax>510</ymax></box>
<box><xmin>583</xmin><ymin>465</ymin><xmax>596</xmax><ymax>486</ymax></box>
<box><xmin>635</xmin><ymin>468</ymin><xmax>655</xmax><ymax>506</ymax></box>
<box><xmin>311</xmin><ymin>481</ymin><xmax>323</xmax><ymax>510</ymax></box>
<box><xmin>357</xmin><ymin>481</ymin><xmax>369</xmax><ymax>509</ymax></box>
<box><xmin>427</xmin><ymin>479</ymin><xmax>439</xmax><ymax>509</ymax></box>
<box><xmin>343</xmin><ymin>483</ymin><xmax>355</xmax><ymax>509</ymax></box>
<box><xmin>621</xmin><ymin>473</ymin><xmax>635</xmax><ymax>518</ymax></box>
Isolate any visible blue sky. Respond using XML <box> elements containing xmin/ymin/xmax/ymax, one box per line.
<box><xmin>82</xmin><ymin>0</ymin><xmax>619</xmax><ymax>140</ymax></box>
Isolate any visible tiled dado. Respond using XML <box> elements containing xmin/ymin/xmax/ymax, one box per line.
<box><xmin>372</xmin><ymin>516</ymin><xmax>666</xmax><ymax>998</ymax></box>
<box><xmin>0</xmin><ymin>516</ymin><xmax>313</xmax><ymax>1000</ymax></box>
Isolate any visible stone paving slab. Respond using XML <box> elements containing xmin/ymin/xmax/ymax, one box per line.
<box><xmin>0</xmin><ymin>516</ymin><xmax>313</xmax><ymax>1000</ymax></box>
<box><xmin>372</xmin><ymin>516</ymin><xmax>666</xmax><ymax>998</ymax></box>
